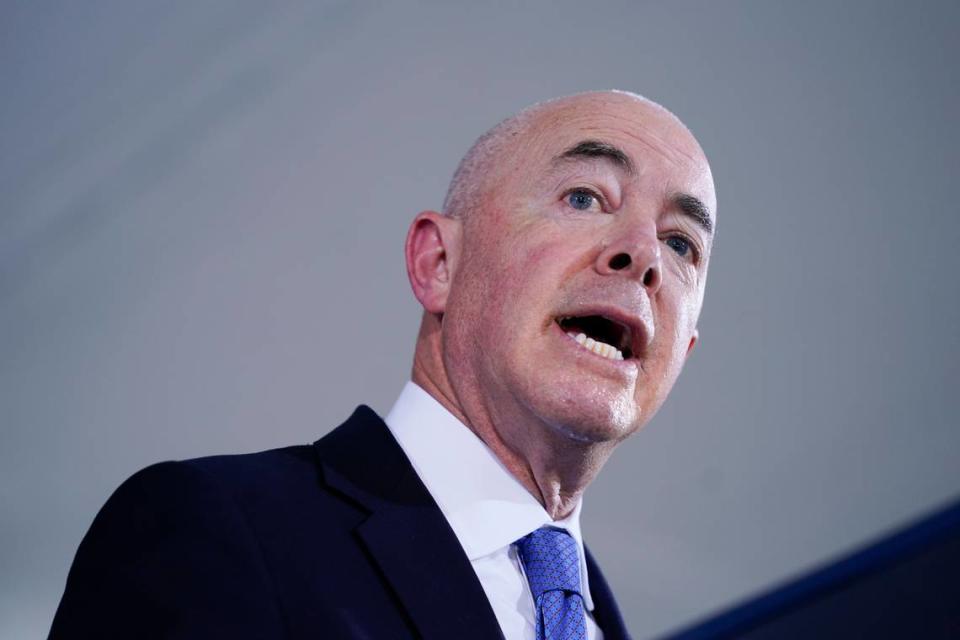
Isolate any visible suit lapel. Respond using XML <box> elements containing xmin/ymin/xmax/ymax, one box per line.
<box><xmin>586</xmin><ymin>545</ymin><xmax>632</xmax><ymax>639</ymax></box>
<box><xmin>315</xmin><ymin>406</ymin><xmax>505</xmax><ymax>640</ymax></box>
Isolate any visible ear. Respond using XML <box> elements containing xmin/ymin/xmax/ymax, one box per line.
<box><xmin>404</xmin><ymin>211</ymin><xmax>460</xmax><ymax>314</ymax></box>
<box><xmin>686</xmin><ymin>328</ymin><xmax>699</xmax><ymax>357</ymax></box>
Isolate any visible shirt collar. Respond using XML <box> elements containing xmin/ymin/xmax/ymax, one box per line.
<box><xmin>384</xmin><ymin>381</ymin><xmax>595</xmax><ymax>610</ymax></box>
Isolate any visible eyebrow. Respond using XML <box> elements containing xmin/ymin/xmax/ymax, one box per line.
<box><xmin>555</xmin><ymin>139</ymin><xmax>714</xmax><ymax>234</ymax></box>
<box><xmin>672</xmin><ymin>192</ymin><xmax>714</xmax><ymax>235</ymax></box>
<box><xmin>555</xmin><ymin>140</ymin><xmax>635</xmax><ymax>175</ymax></box>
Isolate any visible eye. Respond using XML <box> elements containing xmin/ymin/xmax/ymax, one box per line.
<box><xmin>664</xmin><ymin>235</ymin><xmax>696</xmax><ymax>260</ymax></box>
<box><xmin>565</xmin><ymin>189</ymin><xmax>601</xmax><ymax>212</ymax></box>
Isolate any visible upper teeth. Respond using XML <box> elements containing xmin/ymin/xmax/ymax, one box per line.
<box><xmin>566</xmin><ymin>332</ymin><xmax>624</xmax><ymax>361</ymax></box>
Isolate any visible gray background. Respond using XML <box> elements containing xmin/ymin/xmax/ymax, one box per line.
<box><xmin>3</xmin><ymin>1</ymin><xmax>959</xmax><ymax>637</ymax></box>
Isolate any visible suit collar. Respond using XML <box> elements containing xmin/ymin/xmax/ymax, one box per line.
<box><xmin>314</xmin><ymin>406</ymin><xmax>505</xmax><ymax>640</ymax></box>
<box><xmin>585</xmin><ymin>546</ymin><xmax>632</xmax><ymax>639</ymax></box>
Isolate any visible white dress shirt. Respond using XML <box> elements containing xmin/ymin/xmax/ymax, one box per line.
<box><xmin>384</xmin><ymin>381</ymin><xmax>604</xmax><ymax>640</ymax></box>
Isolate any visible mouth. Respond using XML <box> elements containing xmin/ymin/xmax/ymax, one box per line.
<box><xmin>555</xmin><ymin>314</ymin><xmax>638</xmax><ymax>362</ymax></box>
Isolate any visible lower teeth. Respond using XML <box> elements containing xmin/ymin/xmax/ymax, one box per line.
<box><xmin>566</xmin><ymin>331</ymin><xmax>624</xmax><ymax>361</ymax></box>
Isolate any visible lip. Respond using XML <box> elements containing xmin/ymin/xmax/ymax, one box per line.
<box><xmin>553</xmin><ymin>302</ymin><xmax>653</xmax><ymax>362</ymax></box>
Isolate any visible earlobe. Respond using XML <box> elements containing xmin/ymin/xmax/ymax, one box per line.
<box><xmin>686</xmin><ymin>329</ymin><xmax>698</xmax><ymax>357</ymax></box>
<box><xmin>404</xmin><ymin>211</ymin><xmax>458</xmax><ymax>314</ymax></box>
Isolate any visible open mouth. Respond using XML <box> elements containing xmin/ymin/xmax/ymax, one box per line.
<box><xmin>556</xmin><ymin>315</ymin><xmax>634</xmax><ymax>361</ymax></box>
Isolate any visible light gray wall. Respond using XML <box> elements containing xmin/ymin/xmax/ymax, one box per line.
<box><xmin>3</xmin><ymin>2</ymin><xmax>958</xmax><ymax>637</ymax></box>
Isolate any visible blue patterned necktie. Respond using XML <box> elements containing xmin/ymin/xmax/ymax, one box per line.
<box><xmin>515</xmin><ymin>526</ymin><xmax>588</xmax><ymax>640</ymax></box>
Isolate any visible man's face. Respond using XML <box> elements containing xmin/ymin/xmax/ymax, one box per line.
<box><xmin>442</xmin><ymin>95</ymin><xmax>716</xmax><ymax>446</ymax></box>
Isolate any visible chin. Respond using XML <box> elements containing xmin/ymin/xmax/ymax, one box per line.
<box><xmin>525</xmin><ymin>381</ymin><xmax>645</xmax><ymax>445</ymax></box>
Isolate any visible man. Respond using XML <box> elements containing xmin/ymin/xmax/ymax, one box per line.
<box><xmin>51</xmin><ymin>90</ymin><xmax>716</xmax><ymax>639</ymax></box>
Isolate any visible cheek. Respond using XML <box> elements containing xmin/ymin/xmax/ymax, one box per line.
<box><xmin>663</xmin><ymin>255</ymin><xmax>699</xmax><ymax>288</ymax></box>
<box><xmin>506</xmin><ymin>226</ymin><xmax>592</xmax><ymax>289</ymax></box>
<box><xmin>459</xmin><ymin>218</ymin><xmax>588</xmax><ymax>338</ymax></box>
<box><xmin>452</xmin><ymin>246</ymin><xmax>533</xmax><ymax>345</ymax></box>
<box><xmin>490</xmin><ymin>230</ymin><xmax>564</xmax><ymax>293</ymax></box>
<box><xmin>655</xmin><ymin>285</ymin><xmax>701</xmax><ymax>361</ymax></box>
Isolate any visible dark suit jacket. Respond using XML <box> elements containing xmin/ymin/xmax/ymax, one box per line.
<box><xmin>50</xmin><ymin>406</ymin><xmax>631</xmax><ymax>639</ymax></box>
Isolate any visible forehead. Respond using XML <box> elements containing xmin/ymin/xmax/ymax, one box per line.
<box><xmin>514</xmin><ymin>97</ymin><xmax>716</xmax><ymax>211</ymax></box>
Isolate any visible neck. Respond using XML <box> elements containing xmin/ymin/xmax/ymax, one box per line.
<box><xmin>410</xmin><ymin>318</ymin><xmax>616</xmax><ymax>519</ymax></box>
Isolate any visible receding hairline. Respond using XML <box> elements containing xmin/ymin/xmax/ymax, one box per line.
<box><xmin>441</xmin><ymin>90</ymin><xmax>702</xmax><ymax>219</ymax></box>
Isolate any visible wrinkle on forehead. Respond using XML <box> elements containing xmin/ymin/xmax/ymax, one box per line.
<box><xmin>443</xmin><ymin>90</ymin><xmax>715</xmax><ymax>222</ymax></box>
<box><xmin>587</xmin><ymin>123</ymin><xmax>702</xmax><ymax>168</ymax></box>
<box><xmin>526</xmin><ymin>112</ymin><xmax>715</xmax><ymax>211</ymax></box>
<box><xmin>534</xmin><ymin>103</ymin><xmax>707</xmax><ymax>173</ymax></box>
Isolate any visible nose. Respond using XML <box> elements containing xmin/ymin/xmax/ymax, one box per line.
<box><xmin>596</xmin><ymin>229</ymin><xmax>662</xmax><ymax>294</ymax></box>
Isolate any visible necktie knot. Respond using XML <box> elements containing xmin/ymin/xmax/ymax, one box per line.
<box><xmin>515</xmin><ymin>526</ymin><xmax>582</xmax><ymax>600</ymax></box>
